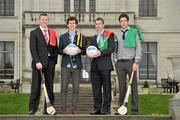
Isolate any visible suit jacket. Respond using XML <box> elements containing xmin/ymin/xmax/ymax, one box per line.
<box><xmin>58</xmin><ymin>32</ymin><xmax>86</xmax><ymax>69</ymax></box>
<box><xmin>30</xmin><ymin>27</ymin><xmax>58</xmax><ymax>69</ymax></box>
<box><xmin>90</xmin><ymin>33</ymin><xmax>115</xmax><ymax>71</ymax></box>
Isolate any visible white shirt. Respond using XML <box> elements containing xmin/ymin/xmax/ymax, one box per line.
<box><xmin>40</xmin><ymin>26</ymin><xmax>49</xmax><ymax>41</ymax></box>
<box><xmin>96</xmin><ymin>30</ymin><xmax>104</xmax><ymax>44</ymax></box>
<box><xmin>39</xmin><ymin>26</ymin><xmax>50</xmax><ymax>56</ymax></box>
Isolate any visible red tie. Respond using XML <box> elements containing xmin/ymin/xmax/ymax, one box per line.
<box><xmin>43</xmin><ymin>29</ymin><xmax>49</xmax><ymax>44</ymax></box>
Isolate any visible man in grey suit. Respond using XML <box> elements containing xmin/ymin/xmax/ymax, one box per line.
<box><xmin>114</xmin><ymin>13</ymin><xmax>143</xmax><ymax>115</ymax></box>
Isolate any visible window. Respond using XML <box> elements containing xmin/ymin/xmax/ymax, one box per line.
<box><xmin>74</xmin><ymin>0</ymin><xmax>86</xmax><ymax>12</ymax></box>
<box><xmin>64</xmin><ymin>0</ymin><xmax>70</xmax><ymax>12</ymax></box>
<box><xmin>0</xmin><ymin>41</ymin><xmax>14</xmax><ymax>79</ymax></box>
<box><xmin>139</xmin><ymin>42</ymin><xmax>157</xmax><ymax>80</ymax></box>
<box><xmin>139</xmin><ymin>0</ymin><xmax>157</xmax><ymax>17</ymax></box>
<box><xmin>0</xmin><ymin>0</ymin><xmax>14</xmax><ymax>16</ymax></box>
<box><xmin>89</xmin><ymin>0</ymin><xmax>96</xmax><ymax>12</ymax></box>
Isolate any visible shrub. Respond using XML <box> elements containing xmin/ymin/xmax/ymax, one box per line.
<box><xmin>143</xmin><ymin>81</ymin><xmax>149</xmax><ymax>88</ymax></box>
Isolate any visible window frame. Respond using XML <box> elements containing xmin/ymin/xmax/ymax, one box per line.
<box><xmin>139</xmin><ymin>0</ymin><xmax>157</xmax><ymax>17</ymax></box>
<box><xmin>139</xmin><ymin>42</ymin><xmax>157</xmax><ymax>80</ymax></box>
<box><xmin>64</xmin><ymin>0</ymin><xmax>70</xmax><ymax>12</ymax></box>
<box><xmin>89</xmin><ymin>0</ymin><xmax>96</xmax><ymax>12</ymax></box>
<box><xmin>0</xmin><ymin>0</ymin><xmax>14</xmax><ymax>16</ymax></box>
<box><xmin>0</xmin><ymin>41</ymin><xmax>14</xmax><ymax>79</ymax></box>
<box><xmin>74</xmin><ymin>0</ymin><xmax>86</xmax><ymax>12</ymax></box>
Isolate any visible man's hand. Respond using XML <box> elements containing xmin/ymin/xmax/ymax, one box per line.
<box><xmin>76</xmin><ymin>47</ymin><xmax>81</xmax><ymax>54</ymax></box>
<box><xmin>132</xmin><ymin>63</ymin><xmax>139</xmax><ymax>72</ymax></box>
<box><xmin>63</xmin><ymin>46</ymin><xmax>81</xmax><ymax>55</ymax></box>
<box><xmin>63</xmin><ymin>47</ymin><xmax>70</xmax><ymax>55</ymax></box>
<box><xmin>36</xmin><ymin>62</ymin><xmax>43</xmax><ymax>70</ymax></box>
<box><xmin>113</xmin><ymin>59</ymin><xmax>117</xmax><ymax>63</ymax></box>
<box><xmin>93</xmin><ymin>50</ymin><xmax>101</xmax><ymax>58</ymax></box>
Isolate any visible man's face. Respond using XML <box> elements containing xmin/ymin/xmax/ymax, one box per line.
<box><xmin>95</xmin><ymin>20</ymin><xmax>104</xmax><ymax>32</ymax></box>
<box><xmin>67</xmin><ymin>20</ymin><xmax>77</xmax><ymax>31</ymax></box>
<box><xmin>119</xmin><ymin>17</ymin><xmax>128</xmax><ymax>29</ymax></box>
<box><xmin>39</xmin><ymin>15</ymin><xmax>48</xmax><ymax>28</ymax></box>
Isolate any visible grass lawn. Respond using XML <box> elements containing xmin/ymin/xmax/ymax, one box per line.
<box><xmin>128</xmin><ymin>94</ymin><xmax>173</xmax><ymax>115</ymax></box>
<box><xmin>0</xmin><ymin>93</ymin><xmax>29</xmax><ymax>115</ymax></box>
<box><xmin>0</xmin><ymin>93</ymin><xmax>173</xmax><ymax>115</ymax></box>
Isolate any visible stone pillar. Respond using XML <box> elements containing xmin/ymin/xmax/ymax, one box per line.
<box><xmin>168</xmin><ymin>55</ymin><xmax>180</xmax><ymax>120</ymax></box>
<box><xmin>86</xmin><ymin>0</ymin><xmax>89</xmax><ymax>12</ymax></box>
<box><xmin>17</xmin><ymin>0</ymin><xmax>23</xmax><ymax>83</ymax></box>
<box><xmin>70</xmin><ymin>0</ymin><xmax>74</xmax><ymax>12</ymax></box>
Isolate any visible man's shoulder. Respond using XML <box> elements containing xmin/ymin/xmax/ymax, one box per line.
<box><xmin>31</xmin><ymin>27</ymin><xmax>40</xmax><ymax>34</ymax></box>
<box><xmin>92</xmin><ymin>34</ymin><xmax>97</xmax><ymax>38</ymax></box>
<box><xmin>90</xmin><ymin>35</ymin><xmax>96</xmax><ymax>42</ymax></box>
<box><xmin>129</xmin><ymin>26</ymin><xmax>138</xmax><ymax>32</ymax></box>
<box><xmin>60</xmin><ymin>32</ymin><xmax>68</xmax><ymax>38</ymax></box>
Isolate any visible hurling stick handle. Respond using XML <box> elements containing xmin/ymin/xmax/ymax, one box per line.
<box><xmin>43</xmin><ymin>84</ymin><xmax>48</xmax><ymax>99</ymax></box>
<box><xmin>124</xmin><ymin>85</ymin><xmax>131</xmax><ymax>103</ymax></box>
<box><xmin>40</xmin><ymin>70</ymin><xmax>45</xmax><ymax>83</ymax></box>
<box><xmin>129</xmin><ymin>71</ymin><xmax>134</xmax><ymax>85</ymax></box>
<box><xmin>39</xmin><ymin>70</ymin><xmax>48</xmax><ymax>100</ymax></box>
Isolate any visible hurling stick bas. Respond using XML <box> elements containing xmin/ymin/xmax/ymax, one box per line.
<box><xmin>118</xmin><ymin>71</ymin><xmax>134</xmax><ymax>115</ymax></box>
<box><xmin>42</xmin><ymin>84</ymin><xmax>56</xmax><ymax>115</ymax></box>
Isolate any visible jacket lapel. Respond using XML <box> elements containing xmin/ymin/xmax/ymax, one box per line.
<box><xmin>65</xmin><ymin>32</ymin><xmax>71</xmax><ymax>45</ymax></box>
<box><xmin>37</xmin><ymin>27</ymin><xmax>47</xmax><ymax>45</ymax></box>
<box><xmin>94</xmin><ymin>35</ymin><xmax>98</xmax><ymax>47</ymax></box>
<box><xmin>74</xmin><ymin>34</ymin><xmax>77</xmax><ymax>45</ymax></box>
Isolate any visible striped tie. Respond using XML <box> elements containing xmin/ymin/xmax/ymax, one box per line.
<box><xmin>43</xmin><ymin>29</ymin><xmax>48</xmax><ymax>44</ymax></box>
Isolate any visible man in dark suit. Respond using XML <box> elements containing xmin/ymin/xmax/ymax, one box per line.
<box><xmin>88</xmin><ymin>17</ymin><xmax>115</xmax><ymax>115</ymax></box>
<box><xmin>58</xmin><ymin>16</ymin><xmax>86</xmax><ymax>114</ymax></box>
<box><xmin>29</xmin><ymin>13</ymin><xmax>58</xmax><ymax>115</ymax></box>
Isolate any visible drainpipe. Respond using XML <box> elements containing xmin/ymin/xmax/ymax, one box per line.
<box><xmin>18</xmin><ymin>0</ymin><xmax>23</xmax><ymax>91</ymax></box>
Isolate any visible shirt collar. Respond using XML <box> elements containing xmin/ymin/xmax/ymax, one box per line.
<box><xmin>120</xmin><ymin>26</ymin><xmax>129</xmax><ymax>32</ymax></box>
<box><xmin>40</xmin><ymin>26</ymin><xmax>48</xmax><ymax>32</ymax></box>
<box><xmin>69</xmin><ymin>31</ymin><xmax>76</xmax><ymax>36</ymax></box>
<box><xmin>96</xmin><ymin>29</ymin><xmax>104</xmax><ymax>36</ymax></box>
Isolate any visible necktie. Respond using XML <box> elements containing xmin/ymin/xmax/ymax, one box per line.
<box><xmin>121</xmin><ymin>29</ymin><xmax>128</xmax><ymax>40</ymax></box>
<box><xmin>43</xmin><ymin>29</ymin><xmax>48</xmax><ymax>44</ymax></box>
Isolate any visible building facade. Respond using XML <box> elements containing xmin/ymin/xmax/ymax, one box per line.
<box><xmin>0</xmin><ymin>0</ymin><xmax>180</xmax><ymax>92</ymax></box>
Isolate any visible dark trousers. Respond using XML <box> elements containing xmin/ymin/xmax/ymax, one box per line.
<box><xmin>61</xmin><ymin>67</ymin><xmax>80</xmax><ymax>109</ymax></box>
<box><xmin>90</xmin><ymin>70</ymin><xmax>112</xmax><ymax>113</ymax></box>
<box><xmin>29</xmin><ymin>60</ymin><xmax>55</xmax><ymax>112</ymax></box>
<box><xmin>115</xmin><ymin>60</ymin><xmax>138</xmax><ymax>112</ymax></box>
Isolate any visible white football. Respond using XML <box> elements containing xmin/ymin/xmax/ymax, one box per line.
<box><xmin>66</xmin><ymin>44</ymin><xmax>78</xmax><ymax>56</ymax></box>
<box><xmin>86</xmin><ymin>46</ymin><xmax>98</xmax><ymax>57</ymax></box>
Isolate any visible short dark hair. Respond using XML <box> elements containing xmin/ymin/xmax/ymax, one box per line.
<box><xmin>118</xmin><ymin>13</ymin><xmax>129</xmax><ymax>21</ymax></box>
<box><xmin>39</xmin><ymin>13</ymin><xmax>48</xmax><ymax>19</ymax></box>
<box><xmin>95</xmin><ymin>17</ymin><xmax>104</xmax><ymax>24</ymax></box>
<box><xmin>66</xmin><ymin>16</ymin><xmax>78</xmax><ymax>24</ymax></box>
